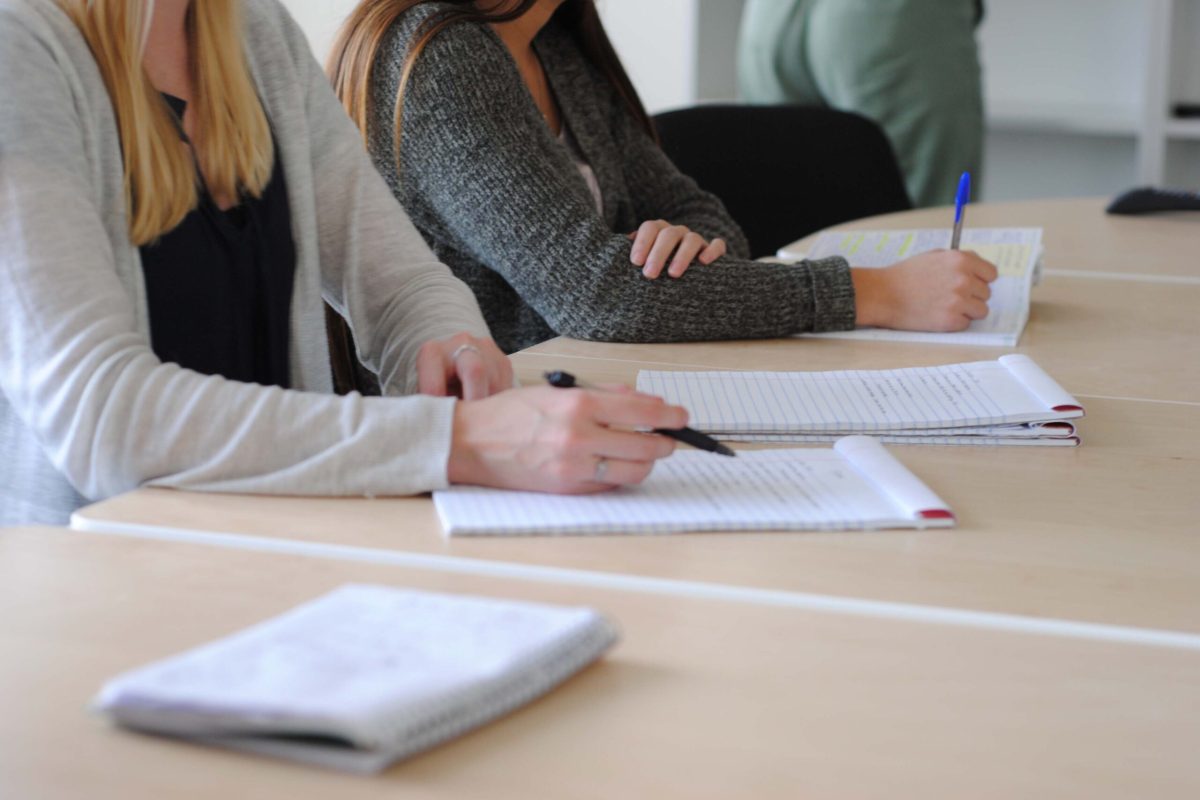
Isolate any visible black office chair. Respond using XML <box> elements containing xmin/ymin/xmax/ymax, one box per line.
<box><xmin>652</xmin><ymin>105</ymin><xmax>912</xmax><ymax>259</ymax></box>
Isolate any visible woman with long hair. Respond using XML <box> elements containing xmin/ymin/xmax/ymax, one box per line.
<box><xmin>329</xmin><ymin>0</ymin><xmax>999</xmax><ymax>354</ymax></box>
<box><xmin>0</xmin><ymin>0</ymin><xmax>685</xmax><ymax>526</ymax></box>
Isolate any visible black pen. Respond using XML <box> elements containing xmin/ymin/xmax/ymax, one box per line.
<box><xmin>544</xmin><ymin>371</ymin><xmax>736</xmax><ymax>457</ymax></box>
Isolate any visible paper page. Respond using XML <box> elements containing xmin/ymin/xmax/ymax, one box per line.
<box><xmin>835</xmin><ymin>436</ymin><xmax>953</xmax><ymax>520</ymax></box>
<box><xmin>717</xmin><ymin>433</ymin><xmax>1079</xmax><ymax>447</ymax></box>
<box><xmin>435</xmin><ymin>446</ymin><xmax>951</xmax><ymax>536</ymax></box>
<box><xmin>721</xmin><ymin>422</ymin><xmax>1076</xmax><ymax>439</ymax></box>
<box><xmin>792</xmin><ymin>228</ymin><xmax>1042</xmax><ymax>347</ymax></box>
<box><xmin>95</xmin><ymin>586</ymin><xmax>613</xmax><ymax>751</ymax></box>
<box><xmin>711</xmin><ymin>421</ymin><xmax>1077</xmax><ymax>443</ymax></box>
<box><xmin>636</xmin><ymin>359</ymin><xmax>1084</xmax><ymax>433</ymax></box>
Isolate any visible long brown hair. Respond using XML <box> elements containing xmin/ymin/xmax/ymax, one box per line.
<box><xmin>59</xmin><ymin>0</ymin><xmax>273</xmax><ymax>245</ymax></box>
<box><xmin>327</xmin><ymin>0</ymin><xmax>656</xmax><ymax>163</ymax></box>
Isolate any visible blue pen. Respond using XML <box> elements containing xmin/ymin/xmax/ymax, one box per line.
<box><xmin>950</xmin><ymin>171</ymin><xmax>971</xmax><ymax>250</ymax></box>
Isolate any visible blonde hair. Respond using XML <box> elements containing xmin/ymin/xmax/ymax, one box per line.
<box><xmin>59</xmin><ymin>0</ymin><xmax>273</xmax><ymax>245</ymax></box>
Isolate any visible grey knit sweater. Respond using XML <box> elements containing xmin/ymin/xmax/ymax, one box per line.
<box><xmin>368</xmin><ymin>5</ymin><xmax>857</xmax><ymax>354</ymax></box>
<box><xmin>0</xmin><ymin>0</ymin><xmax>488</xmax><ymax>525</ymax></box>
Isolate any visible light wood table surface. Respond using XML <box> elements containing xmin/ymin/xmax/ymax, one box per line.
<box><xmin>522</xmin><ymin>274</ymin><xmax>1200</xmax><ymax>406</ymax></box>
<box><xmin>73</xmin><ymin>370</ymin><xmax>1200</xmax><ymax>636</ymax></box>
<box><xmin>72</xmin><ymin>197</ymin><xmax>1200</xmax><ymax>638</ymax></box>
<box><xmin>784</xmin><ymin>196</ymin><xmax>1200</xmax><ymax>279</ymax></box>
<box><xmin>5</xmin><ymin>528</ymin><xmax>1199</xmax><ymax>800</ymax></box>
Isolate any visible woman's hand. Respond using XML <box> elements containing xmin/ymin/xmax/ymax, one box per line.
<box><xmin>416</xmin><ymin>333</ymin><xmax>513</xmax><ymax>401</ymax></box>
<box><xmin>628</xmin><ymin>220</ymin><xmax>726</xmax><ymax>279</ymax></box>
<box><xmin>851</xmin><ymin>250</ymin><xmax>999</xmax><ymax>332</ymax></box>
<box><xmin>447</xmin><ymin>385</ymin><xmax>687</xmax><ymax>493</ymax></box>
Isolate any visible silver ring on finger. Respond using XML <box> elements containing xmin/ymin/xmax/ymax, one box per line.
<box><xmin>450</xmin><ymin>343</ymin><xmax>480</xmax><ymax>362</ymax></box>
<box><xmin>593</xmin><ymin>456</ymin><xmax>609</xmax><ymax>483</ymax></box>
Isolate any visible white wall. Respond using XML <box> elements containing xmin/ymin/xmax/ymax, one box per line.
<box><xmin>977</xmin><ymin>0</ymin><xmax>1144</xmax><ymax>201</ymax></box>
<box><xmin>280</xmin><ymin>0</ymin><xmax>1200</xmax><ymax>202</ymax></box>
<box><xmin>602</xmin><ymin>0</ymin><xmax>1200</xmax><ymax>201</ymax></box>
<box><xmin>280</xmin><ymin>0</ymin><xmax>358</xmax><ymax>63</ymax></box>
<box><xmin>596</xmin><ymin>0</ymin><xmax>697</xmax><ymax>114</ymax></box>
<box><xmin>597</xmin><ymin>0</ymin><xmax>741</xmax><ymax>113</ymax></box>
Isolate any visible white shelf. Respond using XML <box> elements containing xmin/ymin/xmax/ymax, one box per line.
<box><xmin>987</xmin><ymin>100</ymin><xmax>1139</xmax><ymax>138</ymax></box>
<box><xmin>1165</xmin><ymin>119</ymin><xmax>1200</xmax><ymax>140</ymax></box>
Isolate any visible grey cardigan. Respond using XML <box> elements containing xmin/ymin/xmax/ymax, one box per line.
<box><xmin>367</xmin><ymin>6</ymin><xmax>857</xmax><ymax>354</ymax></box>
<box><xmin>0</xmin><ymin>0</ymin><xmax>489</xmax><ymax>525</ymax></box>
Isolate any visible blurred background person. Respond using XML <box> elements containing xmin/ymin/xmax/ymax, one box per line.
<box><xmin>738</xmin><ymin>0</ymin><xmax>985</xmax><ymax>207</ymax></box>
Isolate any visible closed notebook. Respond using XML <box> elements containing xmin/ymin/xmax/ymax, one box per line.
<box><xmin>434</xmin><ymin>436</ymin><xmax>954</xmax><ymax>536</ymax></box>
<box><xmin>92</xmin><ymin>585</ymin><xmax>618</xmax><ymax>773</ymax></box>
<box><xmin>636</xmin><ymin>355</ymin><xmax>1085</xmax><ymax>446</ymax></box>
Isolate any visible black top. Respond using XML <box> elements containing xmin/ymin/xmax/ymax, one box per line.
<box><xmin>140</xmin><ymin>94</ymin><xmax>296</xmax><ymax>388</ymax></box>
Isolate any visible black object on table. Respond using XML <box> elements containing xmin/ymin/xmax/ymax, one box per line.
<box><xmin>1106</xmin><ymin>187</ymin><xmax>1200</xmax><ymax>215</ymax></box>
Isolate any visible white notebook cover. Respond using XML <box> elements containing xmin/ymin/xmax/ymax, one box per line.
<box><xmin>93</xmin><ymin>585</ymin><xmax>618</xmax><ymax>773</ymax></box>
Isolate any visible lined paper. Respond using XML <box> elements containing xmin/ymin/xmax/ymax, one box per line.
<box><xmin>718</xmin><ymin>434</ymin><xmax>1080</xmax><ymax>447</ymax></box>
<box><xmin>636</xmin><ymin>358</ymin><xmax>1083</xmax><ymax>434</ymax></box>
<box><xmin>434</xmin><ymin>442</ymin><xmax>953</xmax><ymax>536</ymax></box>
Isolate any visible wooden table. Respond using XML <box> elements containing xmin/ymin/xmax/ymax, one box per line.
<box><xmin>73</xmin><ymin>375</ymin><xmax>1200</xmax><ymax>636</ymax></box>
<box><xmin>72</xmin><ymin>199</ymin><xmax>1200</xmax><ymax>637</ymax></box>
<box><xmin>789</xmin><ymin>196</ymin><xmax>1200</xmax><ymax>279</ymax></box>
<box><xmin>5</xmin><ymin>528</ymin><xmax>1199</xmax><ymax>799</ymax></box>
<box><xmin>521</xmin><ymin>266</ymin><xmax>1200</xmax><ymax>406</ymax></box>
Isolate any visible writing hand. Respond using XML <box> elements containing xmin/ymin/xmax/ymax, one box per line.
<box><xmin>852</xmin><ymin>250</ymin><xmax>999</xmax><ymax>332</ymax></box>
<box><xmin>447</xmin><ymin>385</ymin><xmax>686</xmax><ymax>493</ymax></box>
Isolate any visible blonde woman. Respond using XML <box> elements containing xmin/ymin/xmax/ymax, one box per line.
<box><xmin>0</xmin><ymin>0</ymin><xmax>685</xmax><ymax>525</ymax></box>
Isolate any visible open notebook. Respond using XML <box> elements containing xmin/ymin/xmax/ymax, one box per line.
<box><xmin>93</xmin><ymin>585</ymin><xmax>617</xmax><ymax>773</ymax></box>
<box><xmin>779</xmin><ymin>227</ymin><xmax>1044</xmax><ymax>346</ymax></box>
<box><xmin>434</xmin><ymin>436</ymin><xmax>954</xmax><ymax>536</ymax></box>
<box><xmin>636</xmin><ymin>355</ymin><xmax>1084</xmax><ymax>446</ymax></box>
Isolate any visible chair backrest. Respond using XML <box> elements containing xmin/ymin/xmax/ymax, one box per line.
<box><xmin>652</xmin><ymin>105</ymin><xmax>912</xmax><ymax>259</ymax></box>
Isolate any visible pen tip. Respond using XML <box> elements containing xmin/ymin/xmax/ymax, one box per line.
<box><xmin>716</xmin><ymin>443</ymin><xmax>737</xmax><ymax>457</ymax></box>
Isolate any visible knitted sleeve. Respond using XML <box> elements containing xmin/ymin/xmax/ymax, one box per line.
<box><xmin>599</xmin><ymin>77</ymin><xmax>753</xmax><ymax>259</ymax></box>
<box><xmin>371</xmin><ymin>18</ymin><xmax>857</xmax><ymax>343</ymax></box>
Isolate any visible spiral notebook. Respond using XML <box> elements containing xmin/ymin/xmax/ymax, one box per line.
<box><xmin>635</xmin><ymin>355</ymin><xmax>1084</xmax><ymax>446</ymax></box>
<box><xmin>434</xmin><ymin>436</ymin><xmax>954</xmax><ymax>536</ymax></box>
<box><xmin>92</xmin><ymin>585</ymin><xmax>618</xmax><ymax>773</ymax></box>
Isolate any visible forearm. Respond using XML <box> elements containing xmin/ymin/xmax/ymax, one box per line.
<box><xmin>547</xmin><ymin>250</ymin><xmax>856</xmax><ymax>343</ymax></box>
<box><xmin>303</xmin><ymin>26</ymin><xmax>488</xmax><ymax>395</ymax></box>
<box><xmin>0</xmin><ymin>234</ymin><xmax>461</xmax><ymax>501</ymax></box>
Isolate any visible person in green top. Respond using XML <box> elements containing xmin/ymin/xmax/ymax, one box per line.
<box><xmin>738</xmin><ymin>0</ymin><xmax>985</xmax><ymax>208</ymax></box>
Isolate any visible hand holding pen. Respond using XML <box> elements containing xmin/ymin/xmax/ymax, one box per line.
<box><xmin>545</xmin><ymin>371</ymin><xmax>735</xmax><ymax>457</ymax></box>
<box><xmin>850</xmin><ymin>169</ymin><xmax>996</xmax><ymax>332</ymax></box>
<box><xmin>446</xmin><ymin>379</ymin><xmax>693</xmax><ymax>494</ymax></box>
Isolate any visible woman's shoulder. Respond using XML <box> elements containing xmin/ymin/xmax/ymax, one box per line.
<box><xmin>378</xmin><ymin>2</ymin><xmax>510</xmax><ymax>75</ymax></box>
<box><xmin>0</xmin><ymin>0</ymin><xmax>99</xmax><ymax>112</ymax></box>
<box><xmin>0</xmin><ymin>0</ymin><xmax>63</xmax><ymax>28</ymax></box>
<box><xmin>0</xmin><ymin>0</ymin><xmax>88</xmax><ymax>56</ymax></box>
<box><xmin>536</xmin><ymin>19</ymin><xmax>614</xmax><ymax>93</ymax></box>
<box><xmin>241</xmin><ymin>0</ymin><xmax>320</xmax><ymax>71</ymax></box>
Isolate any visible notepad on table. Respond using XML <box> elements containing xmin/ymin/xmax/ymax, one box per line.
<box><xmin>434</xmin><ymin>436</ymin><xmax>954</xmax><ymax>536</ymax></box>
<box><xmin>636</xmin><ymin>355</ymin><xmax>1084</xmax><ymax>446</ymax></box>
<box><xmin>779</xmin><ymin>227</ymin><xmax>1044</xmax><ymax>346</ymax></box>
<box><xmin>92</xmin><ymin>585</ymin><xmax>617</xmax><ymax>773</ymax></box>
